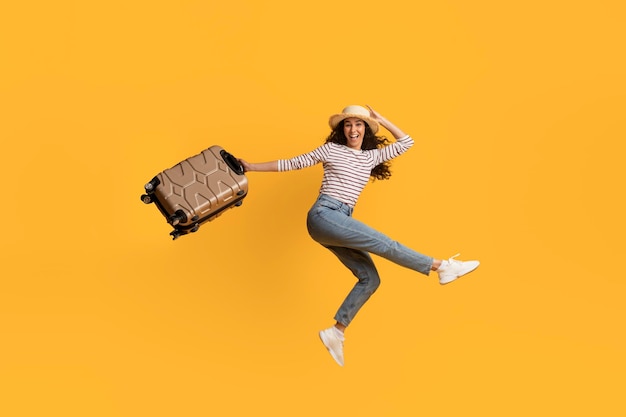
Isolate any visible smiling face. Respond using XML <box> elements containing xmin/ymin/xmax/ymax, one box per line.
<box><xmin>343</xmin><ymin>117</ymin><xmax>367</xmax><ymax>150</ymax></box>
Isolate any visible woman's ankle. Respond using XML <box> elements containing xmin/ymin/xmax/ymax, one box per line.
<box><xmin>431</xmin><ymin>259</ymin><xmax>442</xmax><ymax>271</ymax></box>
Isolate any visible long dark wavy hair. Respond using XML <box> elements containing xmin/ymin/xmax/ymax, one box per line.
<box><xmin>325</xmin><ymin>120</ymin><xmax>392</xmax><ymax>180</ymax></box>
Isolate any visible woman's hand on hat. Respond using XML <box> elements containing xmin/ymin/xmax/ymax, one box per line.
<box><xmin>367</xmin><ymin>104</ymin><xmax>407</xmax><ymax>139</ymax></box>
<box><xmin>366</xmin><ymin>105</ymin><xmax>386</xmax><ymax>125</ymax></box>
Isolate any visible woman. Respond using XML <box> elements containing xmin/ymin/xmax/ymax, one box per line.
<box><xmin>239</xmin><ymin>105</ymin><xmax>479</xmax><ymax>366</ymax></box>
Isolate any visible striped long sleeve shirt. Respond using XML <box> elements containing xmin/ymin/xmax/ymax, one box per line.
<box><xmin>277</xmin><ymin>135</ymin><xmax>414</xmax><ymax>207</ymax></box>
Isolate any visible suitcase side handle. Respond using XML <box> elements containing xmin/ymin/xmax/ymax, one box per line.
<box><xmin>220</xmin><ymin>149</ymin><xmax>244</xmax><ymax>176</ymax></box>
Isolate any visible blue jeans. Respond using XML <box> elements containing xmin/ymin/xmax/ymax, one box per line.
<box><xmin>306</xmin><ymin>194</ymin><xmax>433</xmax><ymax>327</ymax></box>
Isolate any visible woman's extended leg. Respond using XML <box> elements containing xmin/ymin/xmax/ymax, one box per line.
<box><xmin>308</xmin><ymin>203</ymin><xmax>433</xmax><ymax>275</ymax></box>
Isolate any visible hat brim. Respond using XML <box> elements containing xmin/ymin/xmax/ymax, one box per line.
<box><xmin>329</xmin><ymin>113</ymin><xmax>379</xmax><ymax>134</ymax></box>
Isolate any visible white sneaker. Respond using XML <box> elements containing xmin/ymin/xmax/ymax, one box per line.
<box><xmin>437</xmin><ymin>253</ymin><xmax>480</xmax><ymax>285</ymax></box>
<box><xmin>319</xmin><ymin>327</ymin><xmax>345</xmax><ymax>366</ymax></box>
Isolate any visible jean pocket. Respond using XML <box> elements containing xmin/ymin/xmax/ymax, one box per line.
<box><xmin>317</xmin><ymin>199</ymin><xmax>342</xmax><ymax>211</ymax></box>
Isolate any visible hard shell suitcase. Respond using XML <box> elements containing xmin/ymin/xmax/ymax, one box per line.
<box><xmin>141</xmin><ymin>145</ymin><xmax>248</xmax><ymax>240</ymax></box>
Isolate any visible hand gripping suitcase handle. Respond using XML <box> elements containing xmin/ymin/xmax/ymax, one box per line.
<box><xmin>220</xmin><ymin>149</ymin><xmax>244</xmax><ymax>176</ymax></box>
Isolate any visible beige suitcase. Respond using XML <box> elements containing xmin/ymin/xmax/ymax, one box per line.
<box><xmin>141</xmin><ymin>145</ymin><xmax>248</xmax><ymax>239</ymax></box>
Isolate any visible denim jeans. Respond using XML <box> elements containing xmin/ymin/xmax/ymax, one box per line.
<box><xmin>306</xmin><ymin>194</ymin><xmax>434</xmax><ymax>327</ymax></box>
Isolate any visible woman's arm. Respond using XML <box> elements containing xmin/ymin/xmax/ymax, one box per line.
<box><xmin>367</xmin><ymin>105</ymin><xmax>407</xmax><ymax>139</ymax></box>
<box><xmin>239</xmin><ymin>160</ymin><xmax>278</xmax><ymax>173</ymax></box>
<box><xmin>366</xmin><ymin>105</ymin><xmax>414</xmax><ymax>164</ymax></box>
<box><xmin>239</xmin><ymin>143</ymin><xmax>329</xmax><ymax>173</ymax></box>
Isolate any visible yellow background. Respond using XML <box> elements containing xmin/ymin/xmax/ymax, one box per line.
<box><xmin>1</xmin><ymin>0</ymin><xmax>625</xmax><ymax>415</ymax></box>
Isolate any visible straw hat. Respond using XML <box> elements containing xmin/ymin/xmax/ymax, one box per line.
<box><xmin>328</xmin><ymin>105</ymin><xmax>379</xmax><ymax>134</ymax></box>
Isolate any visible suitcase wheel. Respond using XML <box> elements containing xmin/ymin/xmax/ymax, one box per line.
<box><xmin>140</xmin><ymin>194</ymin><xmax>153</xmax><ymax>204</ymax></box>
<box><xmin>144</xmin><ymin>177</ymin><xmax>160</xmax><ymax>193</ymax></box>
<box><xmin>235</xmin><ymin>200</ymin><xmax>243</xmax><ymax>207</ymax></box>
<box><xmin>170</xmin><ymin>230</ymin><xmax>182</xmax><ymax>240</ymax></box>
<box><xmin>168</xmin><ymin>209</ymin><xmax>188</xmax><ymax>226</ymax></box>
<box><xmin>190</xmin><ymin>224</ymin><xmax>199</xmax><ymax>233</ymax></box>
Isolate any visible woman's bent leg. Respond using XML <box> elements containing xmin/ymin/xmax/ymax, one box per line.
<box><xmin>324</xmin><ymin>245</ymin><xmax>381</xmax><ymax>327</ymax></box>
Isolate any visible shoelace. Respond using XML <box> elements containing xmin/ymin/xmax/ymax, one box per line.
<box><xmin>447</xmin><ymin>253</ymin><xmax>461</xmax><ymax>264</ymax></box>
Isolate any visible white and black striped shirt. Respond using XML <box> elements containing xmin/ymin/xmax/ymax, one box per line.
<box><xmin>278</xmin><ymin>135</ymin><xmax>414</xmax><ymax>207</ymax></box>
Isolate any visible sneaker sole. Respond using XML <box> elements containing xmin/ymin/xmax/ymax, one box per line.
<box><xmin>439</xmin><ymin>262</ymin><xmax>480</xmax><ymax>285</ymax></box>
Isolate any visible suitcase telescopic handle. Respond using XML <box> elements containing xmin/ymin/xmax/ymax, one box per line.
<box><xmin>220</xmin><ymin>150</ymin><xmax>244</xmax><ymax>176</ymax></box>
